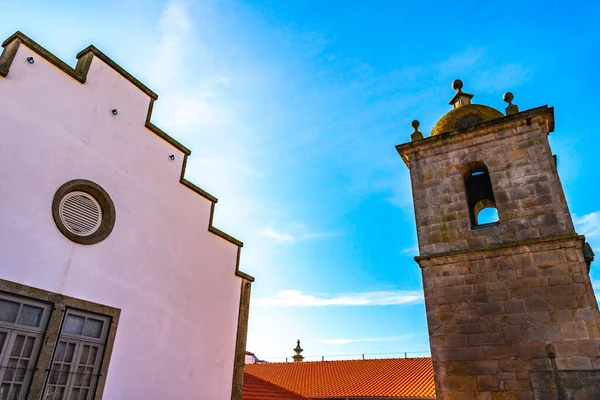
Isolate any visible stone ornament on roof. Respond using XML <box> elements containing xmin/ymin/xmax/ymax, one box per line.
<box><xmin>292</xmin><ymin>340</ymin><xmax>304</xmax><ymax>362</ymax></box>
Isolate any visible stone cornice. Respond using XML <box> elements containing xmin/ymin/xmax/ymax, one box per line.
<box><xmin>415</xmin><ymin>233</ymin><xmax>584</xmax><ymax>265</ymax></box>
<box><xmin>0</xmin><ymin>31</ymin><xmax>253</xmax><ymax>282</ymax></box>
<box><xmin>396</xmin><ymin>106</ymin><xmax>555</xmax><ymax>168</ymax></box>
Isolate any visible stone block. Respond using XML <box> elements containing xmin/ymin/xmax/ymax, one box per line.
<box><xmin>466</xmin><ymin>360</ymin><xmax>500</xmax><ymax>375</ymax></box>
<box><xmin>477</xmin><ymin>375</ymin><xmax>499</xmax><ymax>391</ymax></box>
<box><xmin>482</xmin><ymin>345</ymin><xmax>510</xmax><ymax>359</ymax></box>
<box><xmin>503</xmin><ymin>300</ymin><xmax>527</xmax><ymax>314</ymax></box>
<box><xmin>467</xmin><ymin>332</ymin><xmax>505</xmax><ymax>346</ymax></box>
<box><xmin>458</xmin><ymin>323</ymin><xmax>488</xmax><ymax>334</ymax></box>
<box><xmin>445</xmin><ymin>334</ymin><xmax>468</xmax><ymax>347</ymax></box>
<box><xmin>488</xmin><ymin>281</ymin><xmax>507</xmax><ymax>291</ymax></box>
<box><xmin>476</xmin><ymin>392</ymin><xmax>493</xmax><ymax>400</ymax></box>
<box><xmin>525</xmin><ymin>298</ymin><xmax>551</xmax><ymax>312</ymax></box>
<box><xmin>454</xmin><ymin>284</ymin><xmax>475</xmax><ymax>295</ymax></box>
<box><xmin>442</xmin><ymin>375</ymin><xmax>478</xmax><ymax>391</ymax></box>
<box><xmin>527</xmin><ymin>324</ymin><xmax>562</xmax><ymax>341</ymax></box>
<box><xmin>560</xmin><ymin>321</ymin><xmax>588</xmax><ymax>339</ymax></box>
<box><xmin>532</xmin><ymin>250</ymin><xmax>566</xmax><ymax>266</ymax></box>
<box><xmin>491</xmin><ymin>392</ymin><xmax>519</xmax><ymax>400</ymax></box>
<box><xmin>509</xmin><ymin>342</ymin><xmax>547</xmax><ymax>360</ymax></box>
<box><xmin>507</xmin><ymin>312</ymin><xmax>550</xmax><ymax>326</ymax></box>
<box><xmin>547</xmin><ymin>275</ymin><xmax>573</xmax><ymax>285</ymax></box>
<box><xmin>553</xmin><ymin>339</ymin><xmax>600</xmax><ymax>357</ymax></box>
<box><xmin>478</xmin><ymin>302</ymin><xmax>505</xmax><ymax>316</ymax></box>
<box><xmin>555</xmin><ymin>356</ymin><xmax>592</xmax><ymax>370</ymax></box>
<box><xmin>436</xmin><ymin>346</ymin><xmax>484</xmax><ymax>361</ymax></box>
<box><xmin>503</xmin><ymin>379</ymin><xmax>532</xmax><ymax>391</ymax></box>
<box><xmin>544</xmin><ymin>295</ymin><xmax>578</xmax><ymax>310</ymax></box>
<box><xmin>585</xmin><ymin>320</ymin><xmax>600</xmax><ymax>337</ymax></box>
<box><xmin>504</xmin><ymin>326</ymin><xmax>529</xmax><ymax>343</ymax></box>
<box><xmin>446</xmin><ymin>361</ymin><xmax>467</xmax><ymax>375</ymax></box>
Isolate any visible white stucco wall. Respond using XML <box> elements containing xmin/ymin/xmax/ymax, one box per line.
<box><xmin>0</xmin><ymin>43</ymin><xmax>243</xmax><ymax>399</ymax></box>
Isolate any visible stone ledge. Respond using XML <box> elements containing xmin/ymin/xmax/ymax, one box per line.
<box><xmin>415</xmin><ymin>234</ymin><xmax>584</xmax><ymax>266</ymax></box>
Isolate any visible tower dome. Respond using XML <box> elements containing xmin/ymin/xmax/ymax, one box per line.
<box><xmin>430</xmin><ymin>79</ymin><xmax>504</xmax><ymax>136</ymax></box>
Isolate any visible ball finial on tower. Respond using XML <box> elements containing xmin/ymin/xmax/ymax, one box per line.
<box><xmin>410</xmin><ymin>119</ymin><xmax>423</xmax><ymax>142</ymax></box>
<box><xmin>503</xmin><ymin>92</ymin><xmax>519</xmax><ymax>115</ymax></box>
<box><xmin>452</xmin><ymin>79</ymin><xmax>464</xmax><ymax>92</ymax></box>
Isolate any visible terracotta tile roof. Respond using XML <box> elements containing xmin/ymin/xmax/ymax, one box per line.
<box><xmin>243</xmin><ymin>372</ymin><xmax>310</xmax><ymax>400</ymax></box>
<box><xmin>245</xmin><ymin>357</ymin><xmax>435</xmax><ymax>399</ymax></box>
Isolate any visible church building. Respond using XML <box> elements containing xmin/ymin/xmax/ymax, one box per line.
<box><xmin>396</xmin><ymin>80</ymin><xmax>600</xmax><ymax>399</ymax></box>
<box><xmin>0</xmin><ymin>31</ymin><xmax>253</xmax><ymax>399</ymax></box>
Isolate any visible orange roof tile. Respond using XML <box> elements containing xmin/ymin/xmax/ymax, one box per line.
<box><xmin>245</xmin><ymin>357</ymin><xmax>435</xmax><ymax>399</ymax></box>
<box><xmin>243</xmin><ymin>373</ymin><xmax>310</xmax><ymax>400</ymax></box>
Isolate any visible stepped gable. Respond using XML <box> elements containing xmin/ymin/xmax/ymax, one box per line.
<box><xmin>0</xmin><ymin>31</ymin><xmax>252</xmax><ymax>282</ymax></box>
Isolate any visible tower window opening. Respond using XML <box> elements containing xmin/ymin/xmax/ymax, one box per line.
<box><xmin>464</xmin><ymin>163</ymin><xmax>499</xmax><ymax>227</ymax></box>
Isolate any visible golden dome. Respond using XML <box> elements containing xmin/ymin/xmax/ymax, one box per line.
<box><xmin>431</xmin><ymin>103</ymin><xmax>504</xmax><ymax>136</ymax></box>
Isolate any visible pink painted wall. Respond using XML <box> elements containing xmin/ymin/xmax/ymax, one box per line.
<box><xmin>0</xmin><ymin>44</ymin><xmax>243</xmax><ymax>399</ymax></box>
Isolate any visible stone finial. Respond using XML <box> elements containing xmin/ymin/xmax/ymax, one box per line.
<box><xmin>292</xmin><ymin>340</ymin><xmax>304</xmax><ymax>362</ymax></box>
<box><xmin>503</xmin><ymin>92</ymin><xmax>519</xmax><ymax>115</ymax></box>
<box><xmin>449</xmin><ymin>79</ymin><xmax>474</xmax><ymax>109</ymax></box>
<box><xmin>411</xmin><ymin>120</ymin><xmax>424</xmax><ymax>142</ymax></box>
<box><xmin>452</xmin><ymin>79</ymin><xmax>464</xmax><ymax>92</ymax></box>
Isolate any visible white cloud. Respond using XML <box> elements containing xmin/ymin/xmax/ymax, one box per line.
<box><xmin>258</xmin><ymin>227</ymin><xmax>344</xmax><ymax>244</ymax></box>
<box><xmin>314</xmin><ymin>334</ymin><xmax>421</xmax><ymax>345</ymax></box>
<box><xmin>253</xmin><ymin>289</ymin><xmax>423</xmax><ymax>307</ymax></box>
<box><xmin>574</xmin><ymin>212</ymin><xmax>600</xmax><ymax>241</ymax></box>
<box><xmin>258</xmin><ymin>228</ymin><xmax>295</xmax><ymax>243</ymax></box>
<box><xmin>150</xmin><ymin>0</ymin><xmax>193</xmax><ymax>85</ymax></box>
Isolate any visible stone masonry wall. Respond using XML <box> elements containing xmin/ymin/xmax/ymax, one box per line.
<box><xmin>530</xmin><ymin>369</ymin><xmax>600</xmax><ymax>400</ymax></box>
<box><xmin>418</xmin><ymin>237</ymin><xmax>600</xmax><ymax>400</ymax></box>
<box><xmin>406</xmin><ymin>109</ymin><xmax>575</xmax><ymax>256</ymax></box>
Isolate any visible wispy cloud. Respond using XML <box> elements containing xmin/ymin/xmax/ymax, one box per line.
<box><xmin>150</xmin><ymin>0</ymin><xmax>193</xmax><ymax>85</ymax></box>
<box><xmin>259</xmin><ymin>227</ymin><xmax>344</xmax><ymax>244</ymax></box>
<box><xmin>400</xmin><ymin>245</ymin><xmax>418</xmax><ymax>255</ymax></box>
<box><xmin>574</xmin><ymin>212</ymin><xmax>600</xmax><ymax>241</ymax></box>
<box><xmin>253</xmin><ymin>289</ymin><xmax>423</xmax><ymax>307</ymax></box>
<box><xmin>259</xmin><ymin>228</ymin><xmax>295</xmax><ymax>243</ymax></box>
<box><xmin>314</xmin><ymin>334</ymin><xmax>421</xmax><ymax>345</ymax></box>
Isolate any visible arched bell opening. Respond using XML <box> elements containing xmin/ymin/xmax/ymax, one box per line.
<box><xmin>464</xmin><ymin>163</ymin><xmax>499</xmax><ymax>228</ymax></box>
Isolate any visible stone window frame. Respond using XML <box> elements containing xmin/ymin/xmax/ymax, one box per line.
<box><xmin>52</xmin><ymin>180</ymin><xmax>116</xmax><ymax>245</ymax></box>
<box><xmin>0</xmin><ymin>279</ymin><xmax>120</xmax><ymax>399</ymax></box>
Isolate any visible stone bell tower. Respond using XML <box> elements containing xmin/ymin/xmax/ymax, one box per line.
<box><xmin>396</xmin><ymin>80</ymin><xmax>600</xmax><ymax>399</ymax></box>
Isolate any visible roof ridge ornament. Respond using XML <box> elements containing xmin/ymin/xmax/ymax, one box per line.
<box><xmin>293</xmin><ymin>340</ymin><xmax>304</xmax><ymax>362</ymax></box>
<box><xmin>449</xmin><ymin>79</ymin><xmax>474</xmax><ymax>109</ymax></box>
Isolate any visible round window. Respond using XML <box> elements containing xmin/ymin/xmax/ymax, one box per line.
<box><xmin>59</xmin><ymin>191</ymin><xmax>103</xmax><ymax>236</ymax></box>
<box><xmin>52</xmin><ymin>180</ymin><xmax>116</xmax><ymax>245</ymax></box>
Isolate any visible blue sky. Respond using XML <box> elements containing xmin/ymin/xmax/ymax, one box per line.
<box><xmin>2</xmin><ymin>0</ymin><xmax>600</xmax><ymax>361</ymax></box>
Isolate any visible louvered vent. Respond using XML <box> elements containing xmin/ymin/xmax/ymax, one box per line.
<box><xmin>58</xmin><ymin>191</ymin><xmax>103</xmax><ymax>236</ymax></box>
